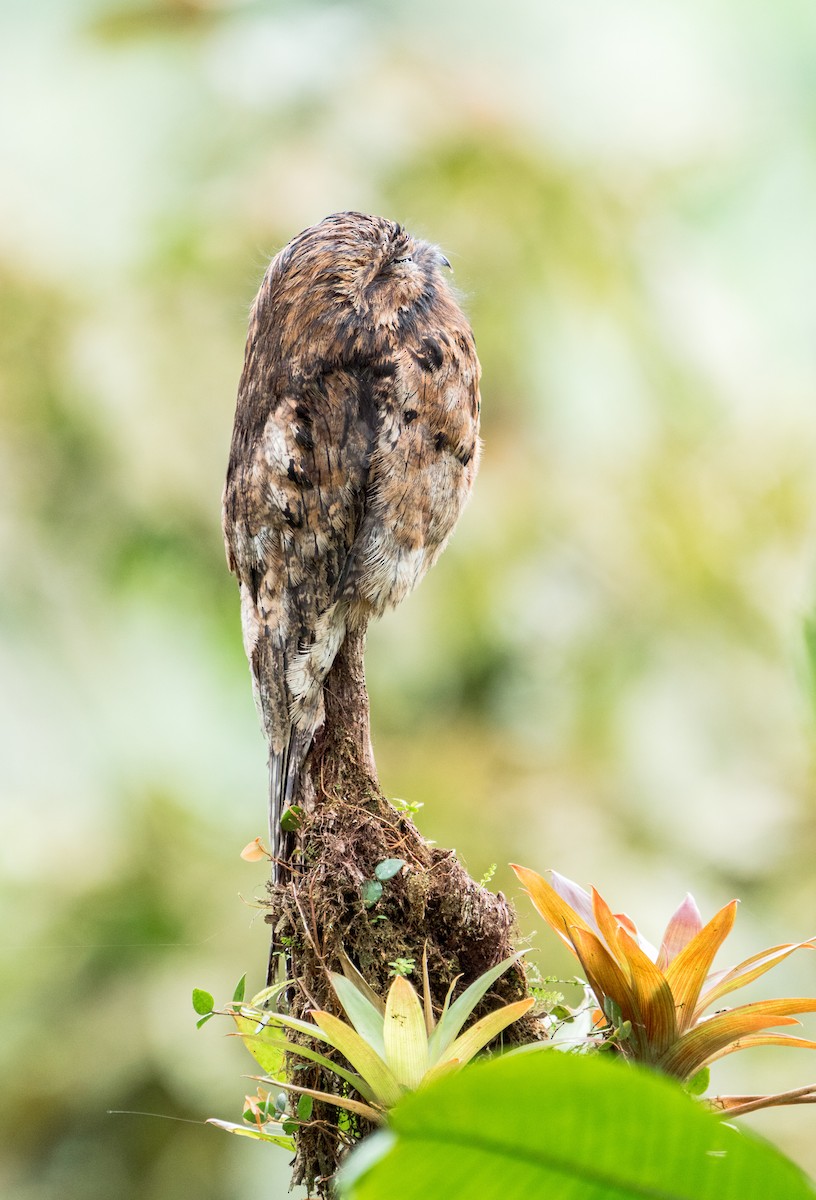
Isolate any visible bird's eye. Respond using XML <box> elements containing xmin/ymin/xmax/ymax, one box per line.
<box><xmin>392</xmin><ymin>254</ymin><xmax>413</xmax><ymax>265</ymax></box>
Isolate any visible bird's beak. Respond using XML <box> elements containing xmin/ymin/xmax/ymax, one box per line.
<box><xmin>438</xmin><ymin>253</ymin><xmax>452</xmax><ymax>271</ymax></box>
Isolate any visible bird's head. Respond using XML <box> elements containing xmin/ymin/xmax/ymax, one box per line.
<box><xmin>280</xmin><ymin>211</ymin><xmax>453</xmax><ymax>329</ymax></box>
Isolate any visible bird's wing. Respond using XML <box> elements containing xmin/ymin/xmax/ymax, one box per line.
<box><xmin>338</xmin><ymin>331</ymin><xmax>481</xmax><ymax>618</ymax></box>
<box><xmin>224</xmin><ymin>366</ymin><xmax>377</xmax><ymax>738</ymax></box>
<box><xmin>222</xmin><ymin>365</ymin><xmax>377</xmax><ymax>865</ymax></box>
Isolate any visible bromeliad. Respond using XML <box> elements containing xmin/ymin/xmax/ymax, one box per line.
<box><xmin>512</xmin><ymin>864</ymin><xmax>816</xmax><ymax>1095</ymax></box>
<box><xmin>233</xmin><ymin>950</ymin><xmax>533</xmax><ymax>1123</ymax></box>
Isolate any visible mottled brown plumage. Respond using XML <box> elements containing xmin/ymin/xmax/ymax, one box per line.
<box><xmin>223</xmin><ymin>212</ymin><xmax>481</xmax><ymax>878</ymax></box>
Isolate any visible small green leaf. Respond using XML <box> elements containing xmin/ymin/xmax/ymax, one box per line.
<box><xmin>249</xmin><ymin>979</ymin><xmax>290</xmax><ymax>1009</ymax></box>
<box><xmin>280</xmin><ymin>805</ymin><xmax>304</xmax><ymax>833</ymax></box>
<box><xmin>388</xmin><ymin>958</ymin><xmax>416</xmax><ymax>978</ymax></box>
<box><xmin>206</xmin><ymin>1118</ymin><xmax>294</xmax><ymax>1149</ymax></box>
<box><xmin>192</xmin><ymin>988</ymin><xmax>215</xmax><ymax>1015</ymax></box>
<box><xmin>233</xmin><ymin>973</ymin><xmax>247</xmax><ymax>1004</ymax></box>
<box><xmin>297</xmin><ymin>1094</ymin><xmax>314</xmax><ymax>1121</ymax></box>
<box><xmin>275</xmin><ymin>1092</ymin><xmax>288</xmax><ymax>1113</ymax></box>
<box><xmin>686</xmin><ymin>1067</ymin><xmax>710</xmax><ymax>1096</ymax></box>
<box><xmin>478</xmin><ymin>863</ymin><xmax>497</xmax><ymax>888</ymax></box>
<box><xmin>362</xmin><ymin>880</ymin><xmax>384</xmax><ymax>908</ymax></box>
<box><xmin>281</xmin><ymin>1118</ymin><xmax>298</xmax><ymax>1135</ymax></box>
<box><xmin>374</xmin><ymin>858</ymin><xmax>406</xmax><ymax>882</ymax></box>
<box><xmin>196</xmin><ymin>1013</ymin><xmax>214</xmax><ymax>1029</ymax></box>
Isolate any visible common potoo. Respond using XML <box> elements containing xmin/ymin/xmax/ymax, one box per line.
<box><xmin>222</xmin><ymin>211</ymin><xmax>481</xmax><ymax>880</ymax></box>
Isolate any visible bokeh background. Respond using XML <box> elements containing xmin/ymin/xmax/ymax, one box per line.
<box><xmin>2</xmin><ymin>0</ymin><xmax>816</xmax><ymax>1196</ymax></box>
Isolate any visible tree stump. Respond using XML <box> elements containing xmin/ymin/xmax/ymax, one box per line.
<box><xmin>265</xmin><ymin>630</ymin><xmax>534</xmax><ymax>1195</ymax></box>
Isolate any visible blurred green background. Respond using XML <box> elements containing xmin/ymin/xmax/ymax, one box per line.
<box><xmin>2</xmin><ymin>0</ymin><xmax>816</xmax><ymax>1195</ymax></box>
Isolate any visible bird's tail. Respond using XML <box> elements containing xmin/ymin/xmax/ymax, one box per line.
<box><xmin>267</xmin><ymin>729</ymin><xmax>312</xmax><ymax>986</ymax></box>
<box><xmin>269</xmin><ymin>727</ymin><xmax>312</xmax><ymax>885</ymax></box>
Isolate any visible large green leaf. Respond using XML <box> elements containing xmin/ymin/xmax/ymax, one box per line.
<box><xmin>339</xmin><ymin>1051</ymin><xmax>816</xmax><ymax>1200</ymax></box>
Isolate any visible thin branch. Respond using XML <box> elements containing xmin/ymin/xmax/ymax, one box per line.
<box><xmin>710</xmin><ymin>1084</ymin><xmax>816</xmax><ymax>1117</ymax></box>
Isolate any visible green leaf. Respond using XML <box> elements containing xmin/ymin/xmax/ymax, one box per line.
<box><xmin>234</xmin><ymin>1008</ymin><xmax>376</xmax><ymax>1099</ymax></box>
<box><xmin>243</xmin><ymin>1010</ymin><xmax>334</xmax><ymax>1042</ymax></box>
<box><xmin>428</xmin><ymin>952</ymin><xmax>525</xmax><ymax>1063</ymax></box>
<box><xmin>337</xmin><ymin>949</ymin><xmax>387</xmax><ymax>1016</ymax></box>
<box><xmin>206</xmin><ymin>1118</ymin><xmax>294</xmax><ymax>1150</ymax></box>
<box><xmin>234</xmin><ymin>1018</ymin><xmax>376</xmax><ymax>1100</ymax></box>
<box><xmin>338</xmin><ymin>1052</ymin><xmax>816</xmax><ymax>1200</ymax></box>
<box><xmin>232</xmin><ymin>973</ymin><xmax>247</xmax><ymax>1004</ymax></box>
<box><xmin>192</xmin><ymin>988</ymin><xmax>214</xmax><ymax>1015</ymax></box>
<box><xmin>196</xmin><ymin>1013</ymin><xmax>214</xmax><ymax>1029</ymax></box>
<box><xmin>296</xmin><ymin>1093</ymin><xmax>313</xmax><ymax>1121</ymax></box>
<box><xmin>249</xmin><ymin>980</ymin><xmax>290</xmax><ymax>1009</ymax></box>
<box><xmin>374</xmin><ymin>858</ymin><xmax>406</xmax><ymax>882</ymax></box>
<box><xmin>440</xmin><ymin>997</ymin><xmax>534</xmax><ymax>1067</ymax></box>
<box><xmin>232</xmin><ymin>1015</ymin><xmax>287</xmax><ymax>1078</ymax></box>
<box><xmin>263</xmin><ymin>1075</ymin><xmax>383</xmax><ymax>1124</ymax></box>
<box><xmin>311</xmin><ymin>1011</ymin><xmax>404</xmax><ymax>1109</ymax></box>
<box><xmin>686</xmin><ymin>1067</ymin><xmax>710</xmax><ymax>1097</ymax></box>
<box><xmin>330</xmin><ymin>972</ymin><xmax>387</xmax><ymax>1059</ymax></box>
<box><xmin>383</xmin><ymin>976</ymin><xmax>429</xmax><ymax>1089</ymax></box>
<box><xmin>280</xmin><ymin>804</ymin><xmax>303</xmax><ymax>833</ymax></box>
<box><xmin>362</xmin><ymin>880</ymin><xmax>383</xmax><ymax>908</ymax></box>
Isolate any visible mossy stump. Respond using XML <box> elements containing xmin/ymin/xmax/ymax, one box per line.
<box><xmin>264</xmin><ymin>630</ymin><xmax>534</xmax><ymax>1195</ymax></box>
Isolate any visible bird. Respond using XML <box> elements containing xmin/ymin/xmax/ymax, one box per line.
<box><xmin>222</xmin><ymin>211</ymin><xmax>481</xmax><ymax>883</ymax></box>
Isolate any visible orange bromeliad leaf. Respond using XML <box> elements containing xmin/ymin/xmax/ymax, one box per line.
<box><xmin>591</xmin><ymin>888</ymin><xmax>626</xmax><ymax>966</ymax></box>
<box><xmin>703</xmin><ymin>1032</ymin><xmax>816</xmax><ymax>1067</ymax></box>
<box><xmin>664</xmin><ymin>900</ymin><xmax>738</xmax><ymax>1032</ymax></box>
<box><xmin>615</xmin><ymin>926</ymin><xmax>678</xmax><ymax>1060</ymax></box>
<box><xmin>658</xmin><ymin>1011</ymin><xmax>802</xmax><ymax>1080</ymax></box>
<box><xmin>510</xmin><ymin>865</ymin><xmax>595</xmax><ymax>952</ymax></box>
<box><xmin>567</xmin><ymin>925</ymin><xmax>643</xmax><ymax>1048</ymax></box>
<box><xmin>698</xmin><ymin>940</ymin><xmax>816</xmax><ymax>1014</ymax></box>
